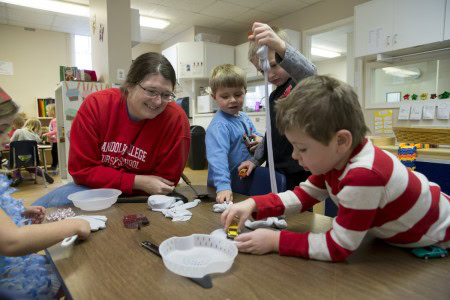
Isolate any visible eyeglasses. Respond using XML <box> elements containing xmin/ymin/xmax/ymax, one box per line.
<box><xmin>138</xmin><ymin>83</ymin><xmax>175</xmax><ymax>101</ymax></box>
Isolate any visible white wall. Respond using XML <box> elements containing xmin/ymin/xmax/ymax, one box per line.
<box><xmin>0</xmin><ymin>24</ymin><xmax>71</xmax><ymax>118</ymax></box>
<box><xmin>314</xmin><ymin>57</ymin><xmax>347</xmax><ymax>82</ymax></box>
<box><xmin>160</xmin><ymin>27</ymin><xmax>195</xmax><ymax>50</ymax></box>
<box><xmin>132</xmin><ymin>43</ymin><xmax>161</xmax><ymax>59</ymax></box>
<box><xmin>194</xmin><ymin>26</ymin><xmax>242</xmax><ymax>46</ymax></box>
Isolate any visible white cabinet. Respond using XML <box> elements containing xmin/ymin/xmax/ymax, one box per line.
<box><xmin>248</xmin><ymin>113</ymin><xmax>266</xmax><ymax>133</ymax></box>
<box><xmin>235</xmin><ymin>42</ymin><xmax>259</xmax><ymax>78</ymax></box>
<box><xmin>354</xmin><ymin>0</ymin><xmax>446</xmax><ymax>57</ymax></box>
<box><xmin>445</xmin><ymin>0</ymin><xmax>450</xmax><ymax>40</ymax></box>
<box><xmin>177</xmin><ymin>42</ymin><xmax>234</xmax><ymax>79</ymax></box>
<box><xmin>162</xmin><ymin>44</ymin><xmax>178</xmax><ymax>79</ymax></box>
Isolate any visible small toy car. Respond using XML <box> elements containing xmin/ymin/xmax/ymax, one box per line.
<box><xmin>238</xmin><ymin>168</ymin><xmax>248</xmax><ymax>177</ymax></box>
<box><xmin>227</xmin><ymin>222</ymin><xmax>239</xmax><ymax>239</ymax></box>
<box><xmin>411</xmin><ymin>246</ymin><xmax>448</xmax><ymax>260</ymax></box>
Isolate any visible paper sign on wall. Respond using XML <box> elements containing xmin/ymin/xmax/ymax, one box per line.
<box><xmin>410</xmin><ymin>104</ymin><xmax>423</xmax><ymax>120</ymax></box>
<box><xmin>422</xmin><ymin>104</ymin><xmax>436</xmax><ymax>120</ymax></box>
<box><xmin>374</xmin><ymin>110</ymin><xmax>393</xmax><ymax>135</ymax></box>
<box><xmin>398</xmin><ymin>103</ymin><xmax>411</xmax><ymax>120</ymax></box>
<box><xmin>437</xmin><ymin>103</ymin><xmax>450</xmax><ymax>120</ymax></box>
<box><xmin>0</xmin><ymin>61</ymin><xmax>13</xmax><ymax>76</ymax></box>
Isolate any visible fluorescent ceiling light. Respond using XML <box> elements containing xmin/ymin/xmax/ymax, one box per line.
<box><xmin>311</xmin><ymin>47</ymin><xmax>341</xmax><ymax>58</ymax></box>
<box><xmin>382</xmin><ymin>67</ymin><xmax>421</xmax><ymax>78</ymax></box>
<box><xmin>140</xmin><ymin>16</ymin><xmax>169</xmax><ymax>29</ymax></box>
<box><xmin>1</xmin><ymin>0</ymin><xmax>90</xmax><ymax>17</ymax></box>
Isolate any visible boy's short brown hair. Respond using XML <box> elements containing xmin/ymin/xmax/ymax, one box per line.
<box><xmin>275</xmin><ymin>75</ymin><xmax>369</xmax><ymax>148</ymax></box>
<box><xmin>209</xmin><ymin>64</ymin><xmax>247</xmax><ymax>95</ymax></box>
<box><xmin>248</xmin><ymin>25</ymin><xmax>288</xmax><ymax>62</ymax></box>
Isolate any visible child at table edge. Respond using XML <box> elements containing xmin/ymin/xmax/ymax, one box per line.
<box><xmin>222</xmin><ymin>75</ymin><xmax>450</xmax><ymax>262</ymax></box>
<box><xmin>0</xmin><ymin>86</ymin><xmax>91</xmax><ymax>298</ymax></box>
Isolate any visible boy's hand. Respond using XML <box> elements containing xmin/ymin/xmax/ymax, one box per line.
<box><xmin>249</xmin><ymin>22</ymin><xmax>286</xmax><ymax>58</ymax></box>
<box><xmin>248</xmin><ymin>134</ymin><xmax>263</xmax><ymax>152</ymax></box>
<box><xmin>221</xmin><ymin>198</ymin><xmax>256</xmax><ymax>232</ymax></box>
<box><xmin>216</xmin><ymin>190</ymin><xmax>233</xmax><ymax>204</ymax></box>
<box><xmin>134</xmin><ymin>175</ymin><xmax>175</xmax><ymax>195</ymax></box>
<box><xmin>23</xmin><ymin>206</ymin><xmax>45</xmax><ymax>224</ymax></box>
<box><xmin>238</xmin><ymin>160</ymin><xmax>256</xmax><ymax>177</ymax></box>
<box><xmin>234</xmin><ymin>228</ymin><xmax>280</xmax><ymax>255</ymax></box>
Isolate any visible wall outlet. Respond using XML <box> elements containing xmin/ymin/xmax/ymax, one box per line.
<box><xmin>117</xmin><ymin>69</ymin><xmax>125</xmax><ymax>81</ymax></box>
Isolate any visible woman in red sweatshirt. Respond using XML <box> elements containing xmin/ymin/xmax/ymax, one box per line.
<box><xmin>33</xmin><ymin>52</ymin><xmax>191</xmax><ymax>208</ymax></box>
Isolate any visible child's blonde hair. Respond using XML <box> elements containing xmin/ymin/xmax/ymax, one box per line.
<box><xmin>12</xmin><ymin>113</ymin><xmax>26</xmax><ymax>129</ymax></box>
<box><xmin>275</xmin><ymin>75</ymin><xmax>369</xmax><ymax>148</ymax></box>
<box><xmin>24</xmin><ymin>118</ymin><xmax>42</xmax><ymax>134</ymax></box>
<box><xmin>248</xmin><ymin>25</ymin><xmax>289</xmax><ymax>62</ymax></box>
<box><xmin>209</xmin><ymin>64</ymin><xmax>247</xmax><ymax>95</ymax></box>
<box><xmin>46</xmin><ymin>104</ymin><xmax>55</xmax><ymax>117</ymax></box>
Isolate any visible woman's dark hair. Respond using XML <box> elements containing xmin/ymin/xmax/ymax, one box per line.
<box><xmin>121</xmin><ymin>52</ymin><xmax>176</xmax><ymax>95</ymax></box>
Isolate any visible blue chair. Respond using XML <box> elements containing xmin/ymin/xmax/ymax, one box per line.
<box><xmin>230</xmin><ymin>166</ymin><xmax>287</xmax><ymax>196</ymax></box>
<box><xmin>8</xmin><ymin>140</ymin><xmax>48</xmax><ymax>187</ymax></box>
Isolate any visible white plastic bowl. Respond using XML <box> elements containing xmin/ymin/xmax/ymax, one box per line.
<box><xmin>68</xmin><ymin>188</ymin><xmax>122</xmax><ymax>211</ymax></box>
<box><xmin>159</xmin><ymin>234</ymin><xmax>238</xmax><ymax>278</ymax></box>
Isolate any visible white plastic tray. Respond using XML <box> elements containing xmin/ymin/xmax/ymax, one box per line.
<box><xmin>159</xmin><ymin>234</ymin><xmax>238</xmax><ymax>278</ymax></box>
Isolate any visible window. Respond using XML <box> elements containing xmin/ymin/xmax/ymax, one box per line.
<box><xmin>365</xmin><ymin>53</ymin><xmax>450</xmax><ymax>108</ymax></box>
<box><xmin>245</xmin><ymin>83</ymin><xmax>273</xmax><ymax>112</ymax></box>
<box><xmin>74</xmin><ymin>35</ymin><xmax>92</xmax><ymax>70</ymax></box>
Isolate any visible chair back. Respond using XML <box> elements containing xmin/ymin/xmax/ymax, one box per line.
<box><xmin>231</xmin><ymin>167</ymin><xmax>287</xmax><ymax>196</ymax></box>
<box><xmin>9</xmin><ymin>140</ymin><xmax>40</xmax><ymax>169</ymax></box>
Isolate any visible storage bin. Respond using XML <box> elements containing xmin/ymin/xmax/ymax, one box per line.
<box><xmin>393</xmin><ymin>127</ymin><xmax>450</xmax><ymax>145</ymax></box>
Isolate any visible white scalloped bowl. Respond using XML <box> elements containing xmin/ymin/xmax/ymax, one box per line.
<box><xmin>68</xmin><ymin>188</ymin><xmax>122</xmax><ymax>211</ymax></box>
<box><xmin>159</xmin><ymin>234</ymin><xmax>238</xmax><ymax>278</ymax></box>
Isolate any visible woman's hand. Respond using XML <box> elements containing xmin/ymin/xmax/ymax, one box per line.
<box><xmin>221</xmin><ymin>198</ymin><xmax>256</xmax><ymax>232</ymax></box>
<box><xmin>216</xmin><ymin>190</ymin><xmax>233</xmax><ymax>204</ymax></box>
<box><xmin>234</xmin><ymin>228</ymin><xmax>280</xmax><ymax>255</ymax></box>
<box><xmin>248</xmin><ymin>134</ymin><xmax>263</xmax><ymax>152</ymax></box>
<box><xmin>22</xmin><ymin>206</ymin><xmax>45</xmax><ymax>224</ymax></box>
<box><xmin>248</xmin><ymin>22</ymin><xmax>286</xmax><ymax>58</ymax></box>
<box><xmin>238</xmin><ymin>160</ymin><xmax>257</xmax><ymax>177</ymax></box>
<box><xmin>133</xmin><ymin>175</ymin><xmax>175</xmax><ymax>195</ymax></box>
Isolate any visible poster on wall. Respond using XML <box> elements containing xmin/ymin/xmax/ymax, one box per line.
<box><xmin>398</xmin><ymin>103</ymin><xmax>411</xmax><ymax>120</ymax></box>
<box><xmin>437</xmin><ymin>102</ymin><xmax>450</xmax><ymax>120</ymax></box>
<box><xmin>374</xmin><ymin>110</ymin><xmax>393</xmax><ymax>135</ymax></box>
<box><xmin>410</xmin><ymin>104</ymin><xmax>423</xmax><ymax>120</ymax></box>
<box><xmin>422</xmin><ymin>104</ymin><xmax>436</xmax><ymax>120</ymax></box>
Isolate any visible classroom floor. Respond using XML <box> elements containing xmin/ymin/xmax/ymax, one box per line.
<box><xmin>14</xmin><ymin>167</ymin><xmax>209</xmax><ymax>207</ymax></box>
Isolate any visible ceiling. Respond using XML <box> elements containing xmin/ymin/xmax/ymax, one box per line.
<box><xmin>0</xmin><ymin>0</ymin><xmax>322</xmax><ymax>45</ymax></box>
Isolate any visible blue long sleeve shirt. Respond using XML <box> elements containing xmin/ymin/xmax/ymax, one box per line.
<box><xmin>206</xmin><ymin>110</ymin><xmax>262</xmax><ymax>192</ymax></box>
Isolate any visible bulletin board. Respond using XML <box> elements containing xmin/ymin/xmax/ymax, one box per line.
<box><xmin>374</xmin><ymin>110</ymin><xmax>393</xmax><ymax>134</ymax></box>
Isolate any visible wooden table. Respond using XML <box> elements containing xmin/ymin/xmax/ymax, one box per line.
<box><xmin>46</xmin><ymin>186</ymin><xmax>450</xmax><ymax>300</ymax></box>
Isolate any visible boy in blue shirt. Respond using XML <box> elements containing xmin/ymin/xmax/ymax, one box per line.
<box><xmin>206</xmin><ymin>64</ymin><xmax>263</xmax><ymax>204</ymax></box>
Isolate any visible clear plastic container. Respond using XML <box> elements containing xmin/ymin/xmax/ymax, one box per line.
<box><xmin>159</xmin><ymin>234</ymin><xmax>238</xmax><ymax>278</ymax></box>
<box><xmin>68</xmin><ymin>188</ymin><xmax>122</xmax><ymax>211</ymax></box>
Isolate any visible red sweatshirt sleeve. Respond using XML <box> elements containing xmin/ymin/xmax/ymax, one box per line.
<box><xmin>68</xmin><ymin>95</ymin><xmax>136</xmax><ymax>194</ymax></box>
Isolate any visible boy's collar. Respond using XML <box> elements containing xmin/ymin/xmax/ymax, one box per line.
<box><xmin>349</xmin><ymin>138</ymin><xmax>369</xmax><ymax>160</ymax></box>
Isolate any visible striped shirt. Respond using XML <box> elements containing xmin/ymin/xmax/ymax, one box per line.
<box><xmin>252</xmin><ymin>139</ymin><xmax>450</xmax><ymax>261</ymax></box>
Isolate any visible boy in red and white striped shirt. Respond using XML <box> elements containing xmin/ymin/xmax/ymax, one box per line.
<box><xmin>222</xmin><ymin>75</ymin><xmax>450</xmax><ymax>261</ymax></box>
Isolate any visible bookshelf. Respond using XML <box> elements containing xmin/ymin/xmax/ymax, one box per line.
<box><xmin>37</xmin><ymin>98</ymin><xmax>55</xmax><ymax>118</ymax></box>
<box><xmin>37</xmin><ymin>98</ymin><xmax>55</xmax><ymax>127</ymax></box>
